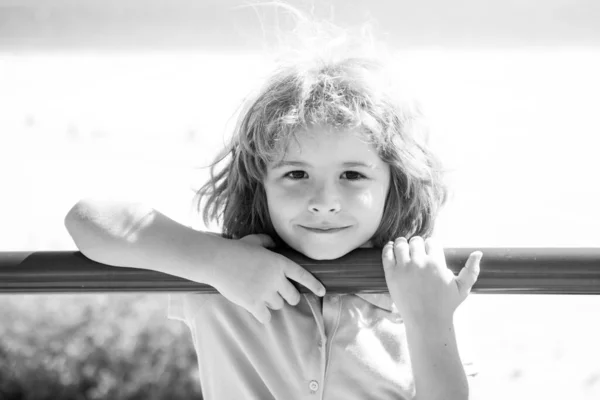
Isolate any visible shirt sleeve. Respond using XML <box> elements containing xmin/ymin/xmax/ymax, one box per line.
<box><xmin>167</xmin><ymin>293</ymin><xmax>187</xmax><ymax>322</ymax></box>
<box><xmin>167</xmin><ymin>292</ymin><xmax>217</xmax><ymax>323</ymax></box>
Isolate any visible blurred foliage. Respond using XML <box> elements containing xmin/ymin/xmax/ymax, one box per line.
<box><xmin>0</xmin><ymin>294</ymin><xmax>202</xmax><ymax>400</ymax></box>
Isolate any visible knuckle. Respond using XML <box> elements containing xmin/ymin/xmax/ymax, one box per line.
<box><xmin>410</xmin><ymin>236</ymin><xmax>423</xmax><ymax>245</ymax></box>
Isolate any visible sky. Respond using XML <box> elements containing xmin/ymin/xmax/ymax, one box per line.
<box><xmin>1</xmin><ymin>0</ymin><xmax>600</xmax><ymax>51</ymax></box>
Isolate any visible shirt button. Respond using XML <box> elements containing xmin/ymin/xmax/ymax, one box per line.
<box><xmin>309</xmin><ymin>380</ymin><xmax>319</xmax><ymax>392</ymax></box>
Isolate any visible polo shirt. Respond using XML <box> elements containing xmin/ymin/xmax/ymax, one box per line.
<box><xmin>168</xmin><ymin>292</ymin><xmax>476</xmax><ymax>399</ymax></box>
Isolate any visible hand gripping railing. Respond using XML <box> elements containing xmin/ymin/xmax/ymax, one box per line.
<box><xmin>1</xmin><ymin>248</ymin><xmax>599</xmax><ymax>294</ymax></box>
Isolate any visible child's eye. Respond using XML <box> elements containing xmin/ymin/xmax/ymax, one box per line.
<box><xmin>342</xmin><ymin>171</ymin><xmax>367</xmax><ymax>181</ymax></box>
<box><xmin>284</xmin><ymin>170</ymin><xmax>307</xmax><ymax>180</ymax></box>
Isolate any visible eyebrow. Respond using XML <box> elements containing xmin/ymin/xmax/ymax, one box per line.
<box><xmin>271</xmin><ymin>160</ymin><xmax>379</xmax><ymax>169</ymax></box>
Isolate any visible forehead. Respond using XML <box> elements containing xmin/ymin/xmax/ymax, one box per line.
<box><xmin>278</xmin><ymin>127</ymin><xmax>381</xmax><ymax>163</ymax></box>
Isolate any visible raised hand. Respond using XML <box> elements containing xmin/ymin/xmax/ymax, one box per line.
<box><xmin>381</xmin><ymin>236</ymin><xmax>482</xmax><ymax>325</ymax></box>
<box><xmin>208</xmin><ymin>234</ymin><xmax>326</xmax><ymax>324</ymax></box>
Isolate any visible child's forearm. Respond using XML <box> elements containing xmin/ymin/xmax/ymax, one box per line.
<box><xmin>404</xmin><ymin>318</ymin><xmax>469</xmax><ymax>400</ymax></box>
<box><xmin>64</xmin><ymin>198</ymin><xmax>225</xmax><ymax>285</ymax></box>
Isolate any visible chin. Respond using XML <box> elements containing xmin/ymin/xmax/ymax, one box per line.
<box><xmin>297</xmin><ymin>244</ymin><xmax>354</xmax><ymax>260</ymax></box>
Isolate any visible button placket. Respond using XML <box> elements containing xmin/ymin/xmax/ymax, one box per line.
<box><xmin>321</xmin><ymin>294</ymin><xmax>344</xmax><ymax>397</ymax></box>
<box><xmin>322</xmin><ymin>295</ymin><xmax>341</xmax><ymax>337</ymax></box>
<box><xmin>303</xmin><ymin>294</ymin><xmax>327</xmax><ymax>398</ymax></box>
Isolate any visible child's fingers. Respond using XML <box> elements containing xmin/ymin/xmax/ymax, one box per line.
<box><xmin>393</xmin><ymin>237</ymin><xmax>411</xmax><ymax>266</ymax></box>
<box><xmin>278</xmin><ymin>279</ymin><xmax>302</xmax><ymax>306</ymax></box>
<box><xmin>408</xmin><ymin>236</ymin><xmax>425</xmax><ymax>261</ymax></box>
<box><xmin>284</xmin><ymin>262</ymin><xmax>326</xmax><ymax>297</ymax></box>
<box><xmin>382</xmin><ymin>241</ymin><xmax>396</xmax><ymax>270</ymax></box>
<box><xmin>382</xmin><ymin>242</ymin><xmax>401</xmax><ymax>296</ymax></box>
<box><xmin>264</xmin><ymin>294</ymin><xmax>285</xmax><ymax>310</ymax></box>
<box><xmin>457</xmin><ymin>251</ymin><xmax>483</xmax><ymax>296</ymax></box>
<box><xmin>253</xmin><ymin>306</ymin><xmax>272</xmax><ymax>324</ymax></box>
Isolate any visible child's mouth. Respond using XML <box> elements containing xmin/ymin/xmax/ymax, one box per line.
<box><xmin>300</xmin><ymin>226</ymin><xmax>349</xmax><ymax>234</ymax></box>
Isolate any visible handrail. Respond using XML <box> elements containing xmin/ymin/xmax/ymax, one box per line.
<box><xmin>1</xmin><ymin>248</ymin><xmax>600</xmax><ymax>294</ymax></box>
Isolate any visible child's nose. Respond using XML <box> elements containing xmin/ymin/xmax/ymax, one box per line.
<box><xmin>308</xmin><ymin>183</ymin><xmax>341</xmax><ymax>214</ymax></box>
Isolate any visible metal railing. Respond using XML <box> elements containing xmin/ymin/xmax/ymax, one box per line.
<box><xmin>1</xmin><ymin>248</ymin><xmax>600</xmax><ymax>294</ymax></box>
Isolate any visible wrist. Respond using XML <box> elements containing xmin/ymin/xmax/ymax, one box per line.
<box><xmin>151</xmin><ymin>228</ymin><xmax>227</xmax><ymax>287</ymax></box>
<box><xmin>403</xmin><ymin>313</ymin><xmax>455</xmax><ymax>333</ymax></box>
<box><xmin>179</xmin><ymin>230</ymin><xmax>231</xmax><ymax>286</ymax></box>
<box><xmin>196</xmin><ymin>233</ymin><xmax>251</xmax><ymax>288</ymax></box>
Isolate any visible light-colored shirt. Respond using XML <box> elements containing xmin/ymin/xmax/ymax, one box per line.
<box><xmin>168</xmin><ymin>292</ymin><xmax>476</xmax><ymax>400</ymax></box>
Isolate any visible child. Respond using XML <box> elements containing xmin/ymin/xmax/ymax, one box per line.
<box><xmin>64</xmin><ymin>15</ymin><xmax>482</xmax><ymax>400</ymax></box>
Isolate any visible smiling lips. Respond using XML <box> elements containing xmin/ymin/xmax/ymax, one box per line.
<box><xmin>300</xmin><ymin>226</ymin><xmax>350</xmax><ymax>234</ymax></box>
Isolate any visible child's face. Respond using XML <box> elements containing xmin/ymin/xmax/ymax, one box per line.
<box><xmin>264</xmin><ymin>127</ymin><xmax>391</xmax><ymax>260</ymax></box>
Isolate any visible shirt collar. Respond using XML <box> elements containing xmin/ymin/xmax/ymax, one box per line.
<box><xmin>355</xmin><ymin>293</ymin><xmax>399</xmax><ymax>313</ymax></box>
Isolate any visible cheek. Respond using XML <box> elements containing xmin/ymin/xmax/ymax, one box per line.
<box><xmin>265</xmin><ymin>184</ymin><xmax>306</xmax><ymax>224</ymax></box>
<box><xmin>267</xmin><ymin>184</ymin><xmax>306</xmax><ymax>205</ymax></box>
<box><xmin>347</xmin><ymin>187</ymin><xmax>388</xmax><ymax>228</ymax></box>
<box><xmin>355</xmin><ymin>191</ymin><xmax>374</xmax><ymax>209</ymax></box>
<box><xmin>350</xmin><ymin>187</ymin><xmax>386</xmax><ymax>213</ymax></box>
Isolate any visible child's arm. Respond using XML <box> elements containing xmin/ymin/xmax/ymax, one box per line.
<box><xmin>381</xmin><ymin>236</ymin><xmax>482</xmax><ymax>400</ymax></box>
<box><xmin>403</xmin><ymin>317</ymin><xmax>467</xmax><ymax>400</ymax></box>
<box><xmin>64</xmin><ymin>198</ymin><xmax>325</xmax><ymax>323</ymax></box>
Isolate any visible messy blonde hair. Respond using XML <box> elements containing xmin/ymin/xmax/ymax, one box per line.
<box><xmin>194</xmin><ymin>7</ymin><xmax>447</xmax><ymax>247</ymax></box>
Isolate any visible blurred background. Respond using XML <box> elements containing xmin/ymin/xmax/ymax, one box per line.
<box><xmin>1</xmin><ymin>0</ymin><xmax>600</xmax><ymax>399</ymax></box>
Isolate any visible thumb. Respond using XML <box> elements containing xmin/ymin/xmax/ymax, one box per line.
<box><xmin>456</xmin><ymin>251</ymin><xmax>483</xmax><ymax>296</ymax></box>
<box><xmin>239</xmin><ymin>234</ymin><xmax>276</xmax><ymax>248</ymax></box>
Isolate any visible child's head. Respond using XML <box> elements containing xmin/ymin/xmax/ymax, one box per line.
<box><xmin>196</xmin><ymin>22</ymin><xmax>447</xmax><ymax>260</ymax></box>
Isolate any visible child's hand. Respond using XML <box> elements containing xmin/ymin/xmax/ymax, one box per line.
<box><xmin>382</xmin><ymin>236</ymin><xmax>482</xmax><ymax>325</ymax></box>
<box><xmin>209</xmin><ymin>234</ymin><xmax>326</xmax><ymax>324</ymax></box>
